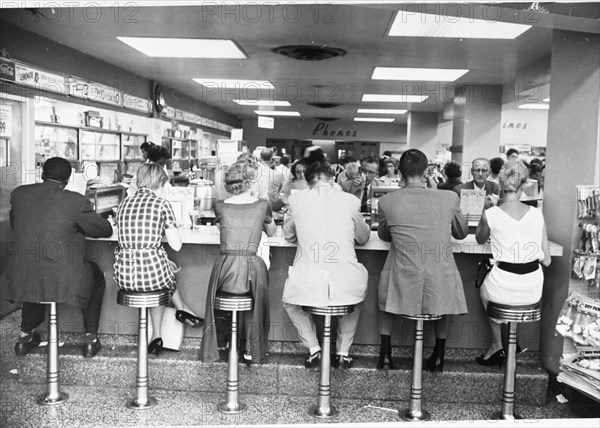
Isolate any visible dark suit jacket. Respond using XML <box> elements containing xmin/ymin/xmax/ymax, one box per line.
<box><xmin>4</xmin><ymin>181</ymin><xmax>113</xmax><ymax>308</ymax></box>
<box><xmin>377</xmin><ymin>182</ymin><xmax>469</xmax><ymax>315</ymax></box>
<box><xmin>453</xmin><ymin>180</ymin><xmax>499</xmax><ymax>196</ymax></box>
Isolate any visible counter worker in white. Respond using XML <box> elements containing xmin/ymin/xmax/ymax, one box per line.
<box><xmin>282</xmin><ymin>161</ymin><xmax>370</xmax><ymax>369</ymax></box>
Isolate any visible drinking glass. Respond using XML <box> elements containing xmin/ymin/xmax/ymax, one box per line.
<box><xmin>188</xmin><ymin>210</ymin><xmax>200</xmax><ymax>230</ymax></box>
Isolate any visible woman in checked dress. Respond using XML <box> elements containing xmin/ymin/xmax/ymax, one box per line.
<box><xmin>114</xmin><ymin>162</ymin><xmax>201</xmax><ymax>356</ymax></box>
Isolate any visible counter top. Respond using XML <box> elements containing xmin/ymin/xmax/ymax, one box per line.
<box><xmin>92</xmin><ymin>228</ymin><xmax>563</xmax><ymax>256</ymax></box>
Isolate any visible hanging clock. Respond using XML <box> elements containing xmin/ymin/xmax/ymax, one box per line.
<box><xmin>154</xmin><ymin>85</ymin><xmax>166</xmax><ymax>114</ymax></box>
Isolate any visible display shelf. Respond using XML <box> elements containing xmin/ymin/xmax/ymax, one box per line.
<box><xmin>35</xmin><ymin>123</ymin><xmax>78</xmax><ymax>163</ymax></box>
<box><xmin>557</xmin><ymin>184</ymin><xmax>600</xmax><ymax>402</ymax></box>
<box><xmin>35</xmin><ymin>121</ymin><xmax>147</xmax><ymax>164</ymax></box>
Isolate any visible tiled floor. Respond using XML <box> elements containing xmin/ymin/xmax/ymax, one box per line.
<box><xmin>1</xmin><ymin>310</ymin><xmax>598</xmax><ymax>427</ymax></box>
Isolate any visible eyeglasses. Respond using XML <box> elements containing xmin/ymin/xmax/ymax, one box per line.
<box><xmin>473</xmin><ymin>169</ymin><xmax>489</xmax><ymax>174</ymax></box>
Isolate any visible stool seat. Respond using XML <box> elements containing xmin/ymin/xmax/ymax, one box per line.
<box><xmin>117</xmin><ymin>289</ymin><xmax>170</xmax><ymax>308</ymax></box>
<box><xmin>402</xmin><ymin>314</ymin><xmax>442</xmax><ymax>321</ymax></box>
<box><xmin>302</xmin><ymin>305</ymin><xmax>354</xmax><ymax>317</ymax></box>
<box><xmin>487</xmin><ymin>302</ymin><xmax>541</xmax><ymax>323</ymax></box>
<box><xmin>214</xmin><ymin>292</ymin><xmax>254</xmax><ymax>312</ymax></box>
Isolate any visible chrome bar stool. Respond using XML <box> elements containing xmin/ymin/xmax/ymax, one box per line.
<box><xmin>400</xmin><ymin>313</ymin><xmax>442</xmax><ymax>422</ymax></box>
<box><xmin>37</xmin><ymin>302</ymin><xmax>69</xmax><ymax>406</ymax></box>
<box><xmin>487</xmin><ymin>301</ymin><xmax>541</xmax><ymax>420</ymax></box>
<box><xmin>301</xmin><ymin>304</ymin><xmax>354</xmax><ymax>419</ymax></box>
<box><xmin>117</xmin><ymin>289</ymin><xmax>170</xmax><ymax>410</ymax></box>
<box><xmin>214</xmin><ymin>291</ymin><xmax>254</xmax><ymax>415</ymax></box>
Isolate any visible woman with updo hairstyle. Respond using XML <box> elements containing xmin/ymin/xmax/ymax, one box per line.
<box><xmin>200</xmin><ymin>160</ymin><xmax>276</xmax><ymax>364</ymax></box>
<box><xmin>474</xmin><ymin>159</ymin><xmax>551</xmax><ymax>367</ymax></box>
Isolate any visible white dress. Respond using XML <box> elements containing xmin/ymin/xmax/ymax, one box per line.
<box><xmin>480</xmin><ymin>206</ymin><xmax>546</xmax><ymax>306</ymax></box>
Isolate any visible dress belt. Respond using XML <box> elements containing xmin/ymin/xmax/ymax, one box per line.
<box><xmin>497</xmin><ymin>260</ymin><xmax>540</xmax><ymax>275</ymax></box>
<box><xmin>221</xmin><ymin>249</ymin><xmax>257</xmax><ymax>257</ymax></box>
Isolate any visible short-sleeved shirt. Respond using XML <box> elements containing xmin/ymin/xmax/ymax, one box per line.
<box><xmin>113</xmin><ymin>187</ymin><xmax>178</xmax><ymax>292</ymax></box>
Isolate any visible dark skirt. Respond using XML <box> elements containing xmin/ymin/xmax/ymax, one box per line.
<box><xmin>199</xmin><ymin>254</ymin><xmax>270</xmax><ymax>363</ymax></box>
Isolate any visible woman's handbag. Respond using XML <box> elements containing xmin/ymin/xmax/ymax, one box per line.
<box><xmin>475</xmin><ymin>258</ymin><xmax>493</xmax><ymax>289</ymax></box>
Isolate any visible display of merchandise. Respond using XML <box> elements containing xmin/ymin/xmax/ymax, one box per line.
<box><xmin>557</xmin><ymin>347</ymin><xmax>600</xmax><ymax>401</ymax></box>
<box><xmin>558</xmin><ymin>185</ymin><xmax>600</xmax><ymax>403</ymax></box>
<box><xmin>556</xmin><ymin>292</ymin><xmax>600</xmax><ymax>346</ymax></box>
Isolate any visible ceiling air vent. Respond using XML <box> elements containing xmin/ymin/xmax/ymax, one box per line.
<box><xmin>308</xmin><ymin>102</ymin><xmax>341</xmax><ymax>109</ymax></box>
<box><xmin>273</xmin><ymin>45</ymin><xmax>346</xmax><ymax>61</ymax></box>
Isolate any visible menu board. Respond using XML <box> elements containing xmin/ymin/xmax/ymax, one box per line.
<box><xmin>460</xmin><ymin>188</ymin><xmax>486</xmax><ymax>222</ymax></box>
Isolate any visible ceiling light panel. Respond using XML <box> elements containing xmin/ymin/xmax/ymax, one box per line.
<box><xmin>194</xmin><ymin>79</ymin><xmax>275</xmax><ymax>89</ymax></box>
<box><xmin>389</xmin><ymin>11</ymin><xmax>531</xmax><ymax>39</ymax></box>
<box><xmin>233</xmin><ymin>100</ymin><xmax>290</xmax><ymax>106</ymax></box>
<box><xmin>373</xmin><ymin>67</ymin><xmax>469</xmax><ymax>82</ymax></box>
<box><xmin>357</xmin><ymin>108</ymin><xmax>407</xmax><ymax>114</ymax></box>
<box><xmin>362</xmin><ymin>94</ymin><xmax>428</xmax><ymax>103</ymax></box>
<box><xmin>117</xmin><ymin>37</ymin><xmax>247</xmax><ymax>58</ymax></box>
<box><xmin>354</xmin><ymin>118</ymin><xmax>395</xmax><ymax>122</ymax></box>
<box><xmin>518</xmin><ymin>104</ymin><xmax>549</xmax><ymax>110</ymax></box>
<box><xmin>254</xmin><ymin>111</ymin><xmax>300</xmax><ymax>116</ymax></box>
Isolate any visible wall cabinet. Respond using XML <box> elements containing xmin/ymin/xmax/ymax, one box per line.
<box><xmin>35</xmin><ymin>121</ymin><xmax>146</xmax><ymax>165</ymax></box>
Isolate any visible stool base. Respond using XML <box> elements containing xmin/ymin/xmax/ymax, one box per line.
<box><xmin>126</xmin><ymin>396</ymin><xmax>158</xmax><ymax>410</ymax></box>
<box><xmin>308</xmin><ymin>403</ymin><xmax>338</xmax><ymax>419</ymax></box>
<box><xmin>402</xmin><ymin>408</ymin><xmax>430</xmax><ymax>422</ymax></box>
<box><xmin>37</xmin><ymin>392</ymin><xmax>69</xmax><ymax>406</ymax></box>
<box><xmin>218</xmin><ymin>401</ymin><xmax>247</xmax><ymax>415</ymax></box>
<box><xmin>491</xmin><ymin>411</ymin><xmax>522</xmax><ymax>420</ymax></box>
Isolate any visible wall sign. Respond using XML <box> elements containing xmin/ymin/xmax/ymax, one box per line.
<box><xmin>312</xmin><ymin>122</ymin><xmax>357</xmax><ymax>138</ymax></box>
<box><xmin>0</xmin><ymin>104</ymin><xmax>12</xmax><ymax>137</ymax></box>
<box><xmin>15</xmin><ymin>63</ymin><xmax>66</xmax><ymax>94</ymax></box>
<box><xmin>0</xmin><ymin>58</ymin><xmax>15</xmax><ymax>82</ymax></box>
<box><xmin>123</xmin><ymin>93</ymin><xmax>152</xmax><ymax>113</ymax></box>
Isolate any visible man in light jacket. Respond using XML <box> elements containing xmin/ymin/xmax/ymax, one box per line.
<box><xmin>282</xmin><ymin>161</ymin><xmax>370</xmax><ymax>369</ymax></box>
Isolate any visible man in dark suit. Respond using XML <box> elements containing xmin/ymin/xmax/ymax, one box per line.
<box><xmin>4</xmin><ymin>157</ymin><xmax>113</xmax><ymax>357</ymax></box>
<box><xmin>341</xmin><ymin>157</ymin><xmax>379</xmax><ymax>212</ymax></box>
<box><xmin>454</xmin><ymin>157</ymin><xmax>500</xmax><ymax>197</ymax></box>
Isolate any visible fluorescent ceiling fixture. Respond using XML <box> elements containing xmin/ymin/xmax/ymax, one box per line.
<box><xmin>254</xmin><ymin>111</ymin><xmax>300</xmax><ymax>117</ymax></box>
<box><xmin>117</xmin><ymin>37</ymin><xmax>247</xmax><ymax>58</ymax></box>
<box><xmin>362</xmin><ymin>94</ymin><xmax>428</xmax><ymax>103</ymax></box>
<box><xmin>194</xmin><ymin>79</ymin><xmax>274</xmax><ymax>89</ymax></box>
<box><xmin>543</xmin><ymin>97</ymin><xmax>550</xmax><ymax>102</ymax></box>
<box><xmin>389</xmin><ymin>11</ymin><xmax>531</xmax><ymax>39</ymax></box>
<box><xmin>354</xmin><ymin>118</ymin><xmax>395</xmax><ymax>123</ymax></box>
<box><xmin>518</xmin><ymin>104</ymin><xmax>549</xmax><ymax>110</ymax></box>
<box><xmin>233</xmin><ymin>99</ymin><xmax>290</xmax><ymax>106</ymax></box>
<box><xmin>373</xmin><ymin>67</ymin><xmax>469</xmax><ymax>82</ymax></box>
<box><xmin>357</xmin><ymin>108</ymin><xmax>407</xmax><ymax>114</ymax></box>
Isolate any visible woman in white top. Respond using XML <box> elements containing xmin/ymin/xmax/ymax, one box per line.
<box><xmin>475</xmin><ymin>159</ymin><xmax>551</xmax><ymax>366</ymax></box>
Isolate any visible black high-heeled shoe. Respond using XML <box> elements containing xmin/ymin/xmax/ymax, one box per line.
<box><xmin>475</xmin><ymin>349</ymin><xmax>505</xmax><ymax>367</ymax></box>
<box><xmin>175</xmin><ymin>310</ymin><xmax>203</xmax><ymax>327</ymax></box>
<box><xmin>376</xmin><ymin>335</ymin><xmax>394</xmax><ymax>370</ymax></box>
<box><xmin>424</xmin><ymin>338</ymin><xmax>446</xmax><ymax>372</ymax></box>
<box><xmin>148</xmin><ymin>337</ymin><xmax>163</xmax><ymax>357</ymax></box>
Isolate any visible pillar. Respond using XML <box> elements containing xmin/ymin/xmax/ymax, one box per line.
<box><xmin>407</xmin><ymin>112</ymin><xmax>438</xmax><ymax>162</ymax></box>
<box><xmin>541</xmin><ymin>30</ymin><xmax>600</xmax><ymax>374</ymax></box>
<box><xmin>450</xmin><ymin>85</ymin><xmax>502</xmax><ymax>181</ymax></box>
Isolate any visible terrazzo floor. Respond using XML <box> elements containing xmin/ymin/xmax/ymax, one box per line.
<box><xmin>1</xmin><ymin>310</ymin><xmax>598</xmax><ymax>428</ymax></box>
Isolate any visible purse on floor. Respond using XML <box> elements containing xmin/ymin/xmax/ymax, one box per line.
<box><xmin>475</xmin><ymin>258</ymin><xmax>493</xmax><ymax>289</ymax></box>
